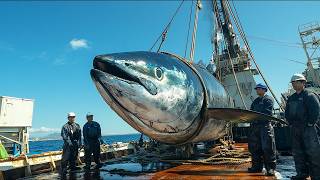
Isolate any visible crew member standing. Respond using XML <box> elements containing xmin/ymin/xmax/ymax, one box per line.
<box><xmin>285</xmin><ymin>73</ymin><xmax>320</xmax><ymax>180</ymax></box>
<box><xmin>248</xmin><ymin>83</ymin><xmax>276</xmax><ymax>176</ymax></box>
<box><xmin>60</xmin><ymin>112</ymin><xmax>82</xmax><ymax>175</ymax></box>
<box><xmin>83</xmin><ymin>113</ymin><xmax>103</xmax><ymax>170</ymax></box>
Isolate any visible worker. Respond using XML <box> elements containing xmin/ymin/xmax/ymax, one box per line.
<box><xmin>138</xmin><ymin>133</ymin><xmax>144</xmax><ymax>147</ymax></box>
<box><xmin>60</xmin><ymin>112</ymin><xmax>82</xmax><ymax>175</ymax></box>
<box><xmin>285</xmin><ymin>73</ymin><xmax>320</xmax><ymax>180</ymax></box>
<box><xmin>248</xmin><ymin>83</ymin><xmax>276</xmax><ymax>176</ymax></box>
<box><xmin>83</xmin><ymin>113</ymin><xmax>103</xmax><ymax>170</ymax></box>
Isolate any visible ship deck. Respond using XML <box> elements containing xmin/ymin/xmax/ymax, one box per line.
<box><xmin>18</xmin><ymin>157</ymin><xmax>295</xmax><ymax>180</ymax></box>
<box><xmin>152</xmin><ymin>163</ymin><xmax>274</xmax><ymax>179</ymax></box>
<box><xmin>17</xmin><ymin>143</ymin><xmax>296</xmax><ymax>180</ymax></box>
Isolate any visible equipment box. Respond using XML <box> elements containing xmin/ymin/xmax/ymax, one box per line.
<box><xmin>0</xmin><ymin>96</ymin><xmax>34</xmax><ymax>127</ymax></box>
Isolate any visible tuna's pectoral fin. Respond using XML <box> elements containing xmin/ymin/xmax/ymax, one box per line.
<box><xmin>206</xmin><ymin>108</ymin><xmax>288</xmax><ymax>125</ymax></box>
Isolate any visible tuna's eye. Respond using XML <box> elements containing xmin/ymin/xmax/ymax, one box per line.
<box><xmin>155</xmin><ymin>67</ymin><xmax>163</xmax><ymax>80</ymax></box>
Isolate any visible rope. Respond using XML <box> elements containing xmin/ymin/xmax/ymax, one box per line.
<box><xmin>149</xmin><ymin>0</ymin><xmax>185</xmax><ymax>52</ymax></box>
<box><xmin>242</xmin><ymin>34</ymin><xmax>302</xmax><ymax>48</ymax></box>
<box><xmin>189</xmin><ymin>0</ymin><xmax>201</xmax><ymax>63</ymax></box>
<box><xmin>224</xmin><ymin>44</ymin><xmax>248</xmax><ymax>110</ymax></box>
<box><xmin>226</xmin><ymin>0</ymin><xmax>284</xmax><ymax>111</ymax></box>
<box><xmin>160</xmin><ymin>140</ymin><xmax>251</xmax><ymax>165</ymax></box>
<box><xmin>226</xmin><ymin>122</ymin><xmax>234</xmax><ymax>143</ymax></box>
<box><xmin>133</xmin><ymin>139</ymin><xmax>250</xmax><ymax>166</ymax></box>
<box><xmin>156</xmin><ymin>30</ymin><xmax>168</xmax><ymax>52</ymax></box>
<box><xmin>222</xmin><ymin>1</ymin><xmax>248</xmax><ymax>109</ymax></box>
<box><xmin>184</xmin><ymin>0</ymin><xmax>194</xmax><ymax>59</ymax></box>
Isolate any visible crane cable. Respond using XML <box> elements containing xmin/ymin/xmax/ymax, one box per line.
<box><xmin>212</xmin><ymin>0</ymin><xmax>222</xmax><ymax>81</ymax></box>
<box><xmin>184</xmin><ymin>0</ymin><xmax>194</xmax><ymax>59</ymax></box>
<box><xmin>227</xmin><ymin>0</ymin><xmax>284</xmax><ymax>111</ymax></box>
<box><xmin>149</xmin><ymin>0</ymin><xmax>185</xmax><ymax>52</ymax></box>
<box><xmin>214</xmin><ymin>0</ymin><xmax>248</xmax><ymax>109</ymax></box>
<box><xmin>222</xmin><ymin>40</ymin><xmax>248</xmax><ymax>109</ymax></box>
<box><xmin>189</xmin><ymin>0</ymin><xmax>201</xmax><ymax>63</ymax></box>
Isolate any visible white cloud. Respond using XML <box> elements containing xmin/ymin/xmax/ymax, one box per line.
<box><xmin>29</xmin><ymin>127</ymin><xmax>60</xmax><ymax>133</ymax></box>
<box><xmin>69</xmin><ymin>38</ymin><xmax>89</xmax><ymax>50</ymax></box>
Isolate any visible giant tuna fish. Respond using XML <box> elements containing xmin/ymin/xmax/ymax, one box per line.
<box><xmin>90</xmin><ymin>51</ymin><xmax>285</xmax><ymax>144</ymax></box>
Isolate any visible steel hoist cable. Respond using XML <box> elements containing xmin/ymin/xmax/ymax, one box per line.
<box><xmin>184</xmin><ymin>0</ymin><xmax>194</xmax><ymax>59</ymax></box>
<box><xmin>149</xmin><ymin>0</ymin><xmax>185</xmax><ymax>52</ymax></box>
<box><xmin>189</xmin><ymin>0</ymin><xmax>202</xmax><ymax>63</ymax></box>
<box><xmin>226</xmin><ymin>0</ymin><xmax>284</xmax><ymax>111</ymax></box>
<box><xmin>212</xmin><ymin>0</ymin><xmax>248</xmax><ymax>110</ymax></box>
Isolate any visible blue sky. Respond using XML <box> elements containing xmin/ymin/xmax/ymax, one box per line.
<box><xmin>0</xmin><ymin>1</ymin><xmax>319</xmax><ymax>136</ymax></box>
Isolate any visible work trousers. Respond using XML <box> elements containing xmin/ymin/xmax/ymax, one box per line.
<box><xmin>84</xmin><ymin>141</ymin><xmax>101</xmax><ymax>167</ymax></box>
<box><xmin>248</xmin><ymin>123</ymin><xmax>276</xmax><ymax>170</ymax></box>
<box><xmin>291</xmin><ymin>124</ymin><xmax>320</xmax><ymax>179</ymax></box>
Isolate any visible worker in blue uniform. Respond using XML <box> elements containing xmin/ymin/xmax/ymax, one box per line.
<box><xmin>248</xmin><ymin>83</ymin><xmax>276</xmax><ymax>176</ymax></box>
<box><xmin>285</xmin><ymin>73</ymin><xmax>320</xmax><ymax>180</ymax></box>
<box><xmin>60</xmin><ymin>112</ymin><xmax>82</xmax><ymax>175</ymax></box>
<box><xmin>83</xmin><ymin>113</ymin><xmax>103</xmax><ymax>170</ymax></box>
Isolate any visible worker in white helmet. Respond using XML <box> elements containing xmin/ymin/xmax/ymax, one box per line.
<box><xmin>285</xmin><ymin>73</ymin><xmax>320</xmax><ymax>180</ymax></box>
<box><xmin>60</xmin><ymin>112</ymin><xmax>82</xmax><ymax>175</ymax></box>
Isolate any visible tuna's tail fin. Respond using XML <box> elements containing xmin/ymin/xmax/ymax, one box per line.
<box><xmin>206</xmin><ymin>108</ymin><xmax>288</xmax><ymax>125</ymax></box>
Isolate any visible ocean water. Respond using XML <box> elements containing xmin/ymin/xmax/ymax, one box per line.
<box><xmin>28</xmin><ymin>133</ymin><xmax>147</xmax><ymax>155</ymax></box>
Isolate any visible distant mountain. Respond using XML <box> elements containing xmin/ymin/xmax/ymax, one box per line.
<box><xmin>44</xmin><ymin>132</ymin><xmax>61</xmax><ymax>140</ymax></box>
<box><xmin>29</xmin><ymin>132</ymin><xmax>143</xmax><ymax>142</ymax></box>
<box><xmin>30</xmin><ymin>132</ymin><xmax>62</xmax><ymax>141</ymax></box>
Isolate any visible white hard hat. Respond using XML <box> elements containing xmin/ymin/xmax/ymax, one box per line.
<box><xmin>68</xmin><ymin>112</ymin><xmax>76</xmax><ymax>117</ymax></box>
<box><xmin>86</xmin><ymin>112</ymin><xmax>93</xmax><ymax>117</ymax></box>
<box><xmin>291</xmin><ymin>73</ymin><xmax>306</xmax><ymax>82</ymax></box>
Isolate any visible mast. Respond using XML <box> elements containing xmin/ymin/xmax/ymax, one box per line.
<box><xmin>299</xmin><ymin>22</ymin><xmax>320</xmax><ymax>87</ymax></box>
<box><xmin>211</xmin><ymin>0</ymin><xmax>257</xmax><ymax>109</ymax></box>
<box><xmin>215</xmin><ymin>1</ymin><xmax>240</xmax><ymax>58</ymax></box>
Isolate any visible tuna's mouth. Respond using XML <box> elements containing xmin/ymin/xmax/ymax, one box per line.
<box><xmin>92</xmin><ymin>57</ymin><xmax>140</xmax><ymax>84</ymax></box>
<box><xmin>91</xmin><ymin>56</ymin><xmax>158</xmax><ymax>95</ymax></box>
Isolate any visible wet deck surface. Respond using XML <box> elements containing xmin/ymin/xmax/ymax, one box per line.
<box><xmin>19</xmin><ymin>143</ymin><xmax>297</xmax><ymax>180</ymax></box>
<box><xmin>19</xmin><ymin>155</ymin><xmax>296</xmax><ymax>180</ymax></box>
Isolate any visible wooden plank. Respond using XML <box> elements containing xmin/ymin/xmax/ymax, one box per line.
<box><xmin>151</xmin><ymin>164</ymin><xmax>274</xmax><ymax>180</ymax></box>
<box><xmin>151</xmin><ymin>143</ymin><xmax>275</xmax><ymax>180</ymax></box>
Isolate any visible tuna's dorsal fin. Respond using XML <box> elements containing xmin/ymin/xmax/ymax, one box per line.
<box><xmin>206</xmin><ymin>108</ymin><xmax>288</xmax><ymax>125</ymax></box>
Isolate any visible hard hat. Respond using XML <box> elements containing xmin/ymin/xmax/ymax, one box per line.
<box><xmin>291</xmin><ymin>73</ymin><xmax>306</xmax><ymax>82</ymax></box>
<box><xmin>86</xmin><ymin>112</ymin><xmax>93</xmax><ymax>117</ymax></box>
<box><xmin>254</xmin><ymin>83</ymin><xmax>268</xmax><ymax>92</ymax></box>
<box><xmin>68</xmin><ymin>112</ymin><xmax>76</xmax><ymax>117</ymax></box>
